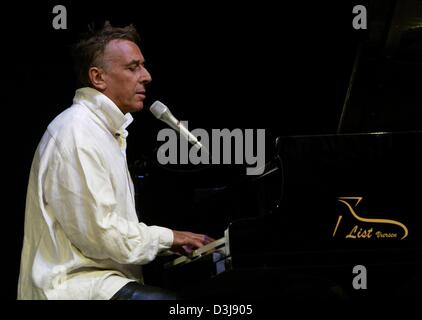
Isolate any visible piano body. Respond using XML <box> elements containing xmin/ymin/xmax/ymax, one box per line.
<box><xmin>131</xmin><ymin>0</ymin><xmax>422</xmax><ymax>301</ymax></box>
<box><xmin>134</xmin><ymin>131</ymin><xmax>422</xmax><ymax>301</ymax></box>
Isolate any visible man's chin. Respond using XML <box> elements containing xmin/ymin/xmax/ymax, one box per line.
<box><xmin>129</xmin><ymin>103</ymin><xmax>144</xmax><ymax>113</ymax></box>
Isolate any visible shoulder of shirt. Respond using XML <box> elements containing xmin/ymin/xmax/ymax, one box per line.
<box><xmin>44</xmin><ymin>104</ymin><xmax>107</xmax><ymax>157</ymax></box>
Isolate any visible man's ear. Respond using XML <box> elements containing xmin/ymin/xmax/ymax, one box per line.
<box><xmin>88</xmin><ymin>67</ymin><xmax>107</xmax><ymax>91</ymax></box>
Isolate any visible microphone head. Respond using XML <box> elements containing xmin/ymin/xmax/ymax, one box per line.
<box><xmin>150</xmin><ymin>101</ymin><xmax>168</xmax><ymax>119</ymax></box>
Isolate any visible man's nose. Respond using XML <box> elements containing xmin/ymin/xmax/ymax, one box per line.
<box><xmin>139</xmin><ymin>67</ymin><xmax>152</xmax><ymax>84</ymax></box>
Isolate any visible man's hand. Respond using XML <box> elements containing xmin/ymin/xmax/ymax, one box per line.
<box><xmin>171</xmin><ymin>230</ymin><xmax>215</xmax><ymax>256</ymax></box>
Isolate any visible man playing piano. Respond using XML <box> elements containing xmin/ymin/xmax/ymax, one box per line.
<box><xmin>17</xmin><ymin>21</ymin><xmax>213</xmax><ymax>300</ymax></box>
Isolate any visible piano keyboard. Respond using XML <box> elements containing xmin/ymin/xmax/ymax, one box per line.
<box><xmin>165</xmin><ymin>236</ymin><xmax>227</xmax><ymax>269</ymax></box>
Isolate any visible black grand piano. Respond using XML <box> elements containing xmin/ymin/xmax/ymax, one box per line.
<box><xmin>130</xmin><ymin>0</ymin><xmax>422</xmax><ymax>302</ymax></box>
<box><xmin>133</xmin><ymin>131</ymin><xmax>422</xmax><ymax>301</ymax></box>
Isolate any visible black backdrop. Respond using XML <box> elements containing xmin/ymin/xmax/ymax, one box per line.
<box><xmin>5</xmin><ymin>0</ymin><xmax>415</xmax><ymax>301</ymax></box>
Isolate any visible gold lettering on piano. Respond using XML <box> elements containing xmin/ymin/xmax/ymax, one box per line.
<box><xmin>346</xmin><ymin>225</ymin><xmax>373</xmax><ymax>239</ymax></box>
<box><xmin>332</xmin><ymin>197</ymin><xmax>408</xmax><ymax>240</ymax></box>
<box><xmin>375</xmin><ymin>231</ymin><xmax>397</xmax><ymax>239</ymax></box>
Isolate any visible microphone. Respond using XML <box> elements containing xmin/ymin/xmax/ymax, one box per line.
<box><xmin>150</xmin><ymin>100</ymin><xmax>204</xmax><ymax>150</ymax></box>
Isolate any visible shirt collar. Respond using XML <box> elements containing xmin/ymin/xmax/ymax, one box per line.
<box><xmin>73</xmin><ymin>87</ymin><xmax>134</xmax><ymax>135</ymax></box>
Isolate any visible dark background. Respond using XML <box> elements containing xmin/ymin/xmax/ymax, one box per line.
<box><xmin>3</xmin><ymin>0</ymin><xmax>422</xmax><ymax>300</ymax></box>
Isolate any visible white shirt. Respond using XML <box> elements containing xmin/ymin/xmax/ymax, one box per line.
<box><xmin>18</xmin><ymin>87</ymin><xmax>174</xmax><ymax>300</ymax></box>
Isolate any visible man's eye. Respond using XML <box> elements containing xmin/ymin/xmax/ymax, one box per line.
<box><xmin>129</xmin><ymin>65</ymin><xmax>140</xmax><ymax>72</ymax></box>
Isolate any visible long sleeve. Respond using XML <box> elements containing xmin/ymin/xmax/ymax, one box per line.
<box><xmin>43</xmin><ymin>144</ymin><xmax>173</xmax><ymax>265</ymax></box>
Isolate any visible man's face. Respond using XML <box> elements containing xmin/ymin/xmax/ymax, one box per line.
<box><xmin>100</xmin><ymin>39</ymin><xmax>152</xmax><ymax>114</ymax></box>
